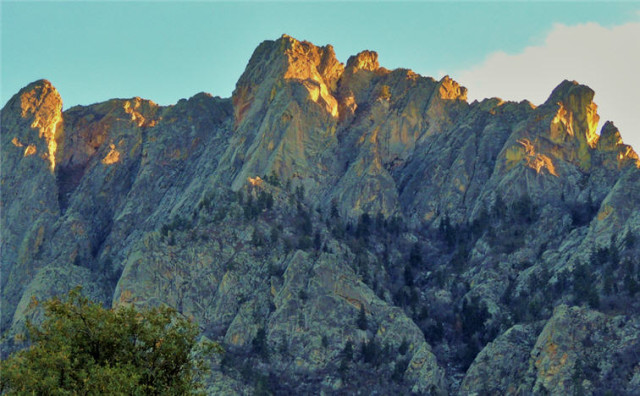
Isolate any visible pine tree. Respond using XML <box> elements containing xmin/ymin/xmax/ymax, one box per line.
<box><xmin>357</xmin><ymin>304</ymin><xmax>368</xmax><ymax>330</ymax></box>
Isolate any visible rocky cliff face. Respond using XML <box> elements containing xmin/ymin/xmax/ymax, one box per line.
<box><xmin>2</xmin><ymin>35</ymin><xmax>639</xmax><ymax>394</ymax></box>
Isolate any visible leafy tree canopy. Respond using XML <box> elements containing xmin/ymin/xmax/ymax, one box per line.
<box><xmin>1</xmin><ymin>287</ymin><xmax>221</xmax><ymax>395</ymax></box>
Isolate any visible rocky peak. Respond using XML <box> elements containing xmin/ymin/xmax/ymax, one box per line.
<box><xmin>595</xmin><ymin>121</ymin><xmax>640</xmax><ymax>168</ymax></box>
<box><xmin>1</xmin><ymin>80</ymin><xmax>64</xmax><ymax>330</ymax></box>
<box><xmin>597</xmin><ymin>121</ymin><xmax>623</xmax><ymax>150</ymax></box>
<box><xmin>345</xmin><ymin>50</ymin><xmax>380</xmax><ymax>72</ymax></box>
<box><xmin>232</xmin><ymin>35</ymin><xmax>344</xmax><ymax>123</ymax></box>
<box><xmin>4</xmin><ymin>36</ymin><xmax>640</xmax><ymax>396</ymax></box>
<box><xmin>120</xmin><ymin>97</ymin><xmax>159</xmax><ymax>128</ymax></box>
<box><xmin>316</xmin><ymin>44</ymin><xmax>343</xmax><ymax>91</ymax></box>
<box><xmin>545</xmin><ymin>80</ymin><xmax>599</xmax><ymax>147</ymax></box>
<box><xmin>336</xmin><ymin>51</ymin><xmax>387</xmax><ymax>119</ymax></box>
<box><xmin>276</xmin><ymin>35</ymin><xmax>344</xmax><ymax>86</ymax></box>
<box><xmin>435</xmin><ymin>75</ymin><xmax>467</xmax><ymax>101</ymax></box>
<box><xmin>2</xmin><ymin>79</ymin><xmax>63</xmax><ymax>172</ymax></box>
<box><xmin>59</xmin><ymin>97</ymin><xmax>160</xmax><ymax>173</ymax></box>
<box><xmin>5</xmin><ymin>79</ymin><xmax>61</xmax><ymax>118</ymax></box>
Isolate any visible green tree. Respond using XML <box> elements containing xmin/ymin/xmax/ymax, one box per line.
<box><xmin>1</xmin><ymin>288</ymin><xmax>221</xmax><ymax>395</ymax></box>
<box><xmin>409</xmin><ymin>243</ymin><xmax>423</xmax><ymax>268</ymax></box>
<box><xmin>330</xmin><ymin>199</ymin><xmax>340</xmax><ymax>219</ymax></box>
<box><xmin>398</xmin><ymin>338</ymin><xmax>409</xmax><ymax>355</ymax></box>
<box><xmin>357</xmin><ymin>304</ymin><xmax>368</xmax><ymax>331</ymax></box>
<box><xmin>573</xmin><ymin>261</ymin><xmax>600</xmax><ymax>308</ymax></box>
<box><xmin>403</xmin><ymin>265</ymin><xmax>414</xmax><ymax>287</ymax></box>
<box><xmin>252</xmin><ymin>327</ymin><xmax>269</xmax><ymax>360</ymax></box>
<box><xmin>355</xmin><ymin>212</ymin><xmax>371</xmax><ymax>239</ymax></box>
<box><xmin>461</xmin><ymin>295</ymin><xmax>489</xmax><ymax>342</ymax></box>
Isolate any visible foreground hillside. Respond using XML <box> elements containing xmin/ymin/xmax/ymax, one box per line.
<box><xmin>2</xmin><ymin>35</ymin><xmax>639</xmax><ymax>394</ymax></box>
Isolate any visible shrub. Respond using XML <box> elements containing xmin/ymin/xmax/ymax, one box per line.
<box><xmin>0</xmin><ymin>287</ymin><xmax>220</xmax><ymax>395</ymax></box>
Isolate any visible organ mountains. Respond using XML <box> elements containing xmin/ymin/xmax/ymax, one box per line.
<box><xmin>2</xmin><ymin>34</ymin><xmax>640</xmax><ymax>395</ymax></box>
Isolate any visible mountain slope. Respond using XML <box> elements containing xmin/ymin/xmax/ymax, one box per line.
<box><xmin>2</xmin><ymin>35</ymin><xmax>639</xmax><ymax>394</ymax></box>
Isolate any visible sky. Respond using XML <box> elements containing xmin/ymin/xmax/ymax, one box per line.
<box><xmin>2</xmin><ymin>1</ymin><xmax>639</xmax><ymax>149</ymax></box>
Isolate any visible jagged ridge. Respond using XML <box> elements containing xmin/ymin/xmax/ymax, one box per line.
<box><xmin>2</xmin><ymin>35</ymin><xmax>640</xmax><ymax>394</ymax></box>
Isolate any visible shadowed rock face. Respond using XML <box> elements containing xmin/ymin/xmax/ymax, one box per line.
<box><xmin>2</xmin><ymin>35</ymin><xmax>640</xmax><ymax>394</ymax></box>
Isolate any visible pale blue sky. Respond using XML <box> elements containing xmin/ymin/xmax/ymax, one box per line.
<box><xmin>1</xmin><ymin>2</ymin><xmax>639</xmax><ymax>147</ymax></box>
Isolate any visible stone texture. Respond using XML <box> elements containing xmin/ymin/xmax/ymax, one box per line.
<box><xmin>1</xmin><ymin>80</ymin><xmax>63</xmax><ymax>332</ymax></box>
<box><xmin>526</xmin><ymin>305</ymin><xmax>640</xmax><ymax>395</ymax></box>
<box><xmin>2</xmin><ymin>35</ymin><xmax>640</xmax><ymax>394</ymax></box>
<box><xmin>460</xmin><ymin>322</ymin><xmax>544</xmax><ymax>395</ymax></box>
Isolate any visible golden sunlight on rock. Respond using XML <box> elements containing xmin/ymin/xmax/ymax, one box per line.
<box><xmin>19</xmin><ymin>81</ymin><xmax>63</xmax><ymax>172</ymax></box>
<box><xmin>102</xmin><ymin>144</ymin><xmax>120</xmax><ymax>165</ymax></box>
<box><xmin>124</xmin><ymin>99</ymin><xmax>148</xmax><ymax>128</ymax></box>
<box><xmin>438</xmin><ymin>76</ymin><xmax>468</xmax><ymax>101</ymax></box>
<box><xmin>23</xmin><ymin>145</ymin><xmax>37</xmax><ymax>157</ymax></box>
<box><xmin>46</xmin><ymin>126</ymin><xmax>59</xmax><ymax>171</ymax></box>
<box><xmin>550</xmin><ymin>82</ymin><xmax>599</xmax><ymax>149</ymax></box>
<box><xmin>11</xmin><ymin>137</ymin><xmax>23</xmax><ymax>147</ymax></box>
<box><xmin>346</xmin><ymin>50</ymin><xmax>379</xmax><ymax>72</ymax></box>
<box><xmin>280</xmin><ymin>37</ymin><xmax>342</xmax><ymax>118</ymax></box>
<box><xmin>505</xmin><ymin>139</ymin><xmax>558</xmax><ymax>176</ymax></box>
<box><xmin>595</xmin><ymin>121</ymin><xmax>640</xmax><ymax>168</ymax></box>
<box><xmin>547</xmin><ymin>92</ymin><xmax>599</xmax><ymax>171</ymax></box>
<box><xmin>4</xmin><ymin>38</ymin><xmax>640</xmax><ymax>396</ymax></box>
<box><xmin>617</xmin><ymin>147</ymin><xmax>640</xmax><ymax>168</ymax></box>
<box><xmin>339</xmin><ymin>94</ymin><xmax>357</xmax><ymax>121</ymax></box>
<box><xmin>301</xmin><ymin>80</ymin><xmax>339</xmax><ymax>117</ymax></box>
<box><xmin>550</xmin><ymin>103</ymin><xmax>573</xmax><ymax>142</ymax></box>
<box><xmin>584</xmin><ymin>101</ymin><xmax>599</xmax><ymax>147</ymax></box>
<box><xmin>530</xmin><ymin>154</ymin><xmax>557</xmax><ymax>176</ymax></box>
<box><xmin>248</xmin><ymin>176</ymin><xmax>263</xmax><ymax>187</ymax></box>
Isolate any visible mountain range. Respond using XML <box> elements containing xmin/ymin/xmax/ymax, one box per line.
<box><xmin>2</xmin><ymin>34</ymin><xmax>639</xmax><ymax>394</ymax></box>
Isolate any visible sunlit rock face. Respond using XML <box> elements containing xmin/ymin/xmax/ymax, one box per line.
<box><xmin>18</xmin><ymin>80</ymin><xmax>63</xmax><ymax>171</ymax></box>
<box><xmin>595</xmin><ymin>121</ymin><xmax>640</xmax><ymax>169</ymax></box>
<box><xmin>233</xmin><ymin>34</ymin><xmax>343</xmax><ymax>124</ymax></box>
<box><xmin>57</xmin><ymin>98</ymin><xmax>161</xmax><ymax>208</ymax></box>
<box><xmin>225</xmin><ymin>35</ymin><xmax>343</xmax><ymax>192</ymax></box>
<box><xmin>2</xmin><ymin>35</ymin><xmax>640</xmax><ymax>394</ymax></box>
<box><xmin>496</xmin><ymin>80</ymin><xmax>600</xmax><ymax>182</ymax></box>
<box><xmin>4</xmin><ymin>80</ymin><xmax>63</xmax><ymax>171</ymax></box>
<box><xmin>0</xmin><ymin>80</ymin><xmax>63</xmax><ymax>331</ymax></box>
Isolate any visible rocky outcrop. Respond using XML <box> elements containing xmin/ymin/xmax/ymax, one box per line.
<box><xmin>460</xmin><ymin>322</ymin><xmax>543</xmax><ymax>395</ymax></box>
<box><xmin>1</xmin><ymin>80</ymin><xmax>63</xmax><ymax>331</ymax></box>
<box><xmin>526</xmin><ymin>305</ymin><xmax>640</xmax><ymax>395</ymax></box>
<box><xmin>2</xmin><ymin>35</ymin><xmax>640</xmax><ymax>394</ymax></box>
<box><xmin>225</xmin><ymin>35</ymin><xmax>342</xmax><ymax>192</ymax></box>
<box><xmin>461</xmin><ymin>305</ymin><xmax>640</xmax><ymax>395</ymax></box>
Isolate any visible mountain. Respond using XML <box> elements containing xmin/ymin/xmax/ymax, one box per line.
<box><xmin>2</xmin><ymin>34</ymin><xmax>639</xmax><ymax>394</ymax></box>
